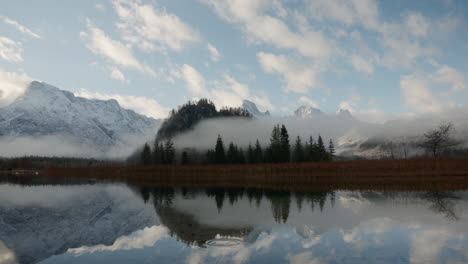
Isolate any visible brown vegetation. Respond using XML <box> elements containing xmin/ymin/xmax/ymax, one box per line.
<box><xmin>41</xmin><ymin>158</ymin><xmax>468</xmax><ymax>191</ymax></box>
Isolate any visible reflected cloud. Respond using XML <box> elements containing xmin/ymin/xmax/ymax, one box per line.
<box><xmin>68</xmin><ymin>226</ymin><xmax>169</xmax><ymax>255</ymax></box>
<box><xmin>409</xmin><ymin>229</ymin><xmax>451</xmax><ymax>264</ymax></box>
<box><xmin>287</xmin><ymin>252</ymin><xmax>323</xmax><ymax>264</ymax></box>
<box><xmin>0</xmin><ymin>241</ymin><xmax>18</xmax><ymax>264</ymax></box>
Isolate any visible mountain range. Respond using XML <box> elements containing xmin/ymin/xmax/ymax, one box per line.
<box><xmin>0</xmin><ymin>81</ymin><xmax>160</xmax><ymax>157</ymax></box>
<box><xmin>1</xmin><ymin>81</ymin><xmax>464</xmax><ymax>158</ymax></box>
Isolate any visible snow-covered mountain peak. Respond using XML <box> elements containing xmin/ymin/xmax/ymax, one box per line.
<box><xmin>242</xmin><ymin>100</ymin><xmax>270</xmax><ymax>118</ymax></box>
<box><xmin>293</xmin><ymin>106</ymin><xmax>322</xmax><ymax>118</ymax></box>
<box><xmin>336</xmin><ymin>109</ymin><xmax>353</xmax><ymax>119</ymax></box>
<box><xmin>0</xmin><ymin>81</ymin><xmax>160</xmax><ymax>157</ymax></box>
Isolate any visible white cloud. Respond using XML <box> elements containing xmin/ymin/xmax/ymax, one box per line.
<box><xmin>400</xmin><ymin>74</ymin><xmax>445</xmax><ymax>113</ymax></box>
<box><xmin>0</xmin><ymin>15</ymin><xmax>41</xmax><ymax>39</ymax></box>
<box><xmin>350</xmin><ymin>54</ymin><xmax>373</xmax><ymax>74</ymax></box>
<box><xmin>177</xmin><ymin>64</ymin><xmax>207</xmax><ymax>96</ymax></box>
<box><xmin>251</xmin><ymin>95</ymin><xmax>274</xmax><ymax>111</ymax></box>
<box><xmin>0</xmin><ymin>37</ymin><xmax>23</xmax><ymax>62</ymax></box>
<box><xmin>201</xmin><ymin>0</ymin><xmax>333</xmax><ymax>58</ymax></box>
<box><xmin>409</xmin><ymin>229</ymin><xmax>450</xmax><ymax>264</ymax></box>
<box><xmin>287</xmin><ymin>252</ymin><xmax>323</xmax><ymax>264</ymax></box>
<box><xmin>81</xmin><ymin>19</ymin><xmax>155</xmax><ymax>76</ymax></box>
<box><xmin>400</xmin><ymin>63</ymin><xmax>466</xmax><ymax>113</ymax></box>
<box><xmin>69</xmin><ymin>226</ymin><xmax>169</xmax><ymax>255</ymax></box>
<box><xmin>207</xmin><ymin>43</ymin><xmax>221</xmax><ymax>62</ymax></box>
<box><xmin>76</xmin><ymin>90</ymin><xmax>169</xmax><ymax>119</ymax></box>
<box><xmin>257</xmin><ymin>52</ymin><xmax>321</xmax><ymax>93</ymax></box>
<box><xmin>433</xmin><ymin>65</ymin><xmax>466</xmax><ymax>93</ymax></box>
<box><xmin>299</xmin><ymin>96</ymin><xmax>318</xmax><ymax>108</ymax></box>
<box><xmin>0</xmin><ymin>68</ymin><xmax>31</xmax><ymax>107</ymax></box>
<box><xmin>381</xmin><ymin>35</ymin><xmax>437</xmax><ymax>68</ymax></box>
<box><xmin>109</xmin><ymin>67</ymin><xmax>127</xmax><ymax>83</ymax></box>
<box><xmin>307</xmin><ymin>0</ymin><xmax>380</xmax><ymax>30</ymax></box>
<box><xmin>113</xmin><ymin>0</ymin><xmax>200</xmax><ymax>52</ymax></box>
<box><xmin>404</xmin><ymin>13</ymin><xmax>430</xmax><ymax>38</ymax></box>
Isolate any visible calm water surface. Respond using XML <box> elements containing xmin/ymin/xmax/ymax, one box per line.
<box><xmin>0</xmin><ymin>179</ymin><xmax>467</xmax><ymax>264</ymax></box>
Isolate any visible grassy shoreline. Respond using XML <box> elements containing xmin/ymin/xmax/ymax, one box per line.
<box><xmin>35</xmin><ymin>158</ymin><xmax>468</xmax><ymax>191</ymax></box>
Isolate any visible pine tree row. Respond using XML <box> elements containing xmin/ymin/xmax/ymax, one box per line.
<box><xmin>140</xmin><ymin>124</ymin><xmax>335</xmax><ymax>165</ymax></box>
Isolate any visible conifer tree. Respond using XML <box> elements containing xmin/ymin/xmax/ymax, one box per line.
<box><xmin>181</xmin><ymin>151</ymin><xmax>189</xmax><ymax>165</ymax></box>
<box><xmin>164</xmin><ymin>139</ymin><xmax>175</xmax><ymax>164</ymax></box>
<box><xmin>317</xmin><ymin>135</ymin><xmax>326</xmax><ymax>161</ymax></box>
<box><xmin>292</xmin><ymin>136</ymin><xmax>305</xmax><ymax>162</ymax></box>
<box><xmin>238</xmin><ymin>147</ymin><xmax>246</xmax><ymax>164</ymax></box>
<box><xmin>159</xmin><ymin>143</ymin><xmax>165</xmax><ymax>164</ymax></box>
<box><xmin>227</xmin><ymin>142</ymin><xmax>238</xmax><ymax>164</ymax></box>
<box><xmin>152</xmin><ymin>140</ymin><xmax>162</xmax><ymax>164</ymax></box>
<box><xmin>280</xmin><ymin>124</ymin><xmax>290</xmax><ymax>162</ymax></box>
<box><xmin>140</xmin><ymin>143</ymin><xmax>152</xmax><ymax>165</ymax></box>
<box><xmin>328</xmin><ymin>139</ymin><xmax>335</xmax><ymax>161</ymax></box>
<box><xmin>269</xmin><ymin>125</ymin><xmax>281</xmax><ymax>163</ymax></box>
<box><xmin>247</xmin><ymin>143</ymin><xmax>254</xmax><ymax>164</ymax></box>
<box><xmin>215</xmin><ymin>135</ymin><xmax>226</xmax><ymax>164</ymax></box>
<box><xmin>254</xmin><ymin>139</ymin><xmax>263</xmax><ymax>163</ymax></box>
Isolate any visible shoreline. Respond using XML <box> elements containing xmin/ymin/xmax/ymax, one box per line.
<box><xmin>28</xmin><ymin>158</ymin><xmax>468</xmax><ymax>191</ymax></box>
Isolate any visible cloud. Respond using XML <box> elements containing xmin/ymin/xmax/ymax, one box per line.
<box><xmin>287</xmin><ymin>252</ymin><xmax>323</xmax><ymax>264</ymax></box>
<box><xmin>400</xmin><ymin>74</ymin><xmax>445</xmax><ymax>113</ymax></box>
<box><xmin>0</xmin><ymin>37</ymin><xmax>23</xmax><ymax>62</ymax></box>
<box><xmin>257</xmin><ymin>52</ymin><xmax>321</xmax><ymax>93</ymax></box>
<box><xmin>350</xmin><ymin>54</ymin><xmax>373</xmax><ymax>74</ymax></box>
<box><xmin>109</xmin><ymin>67</ymin><xmax>127</xmax><ymax>83</ymax></box>
<box><xmin>404</xmin><ymin>13</ymin><xmax>430</xmax><ymax>38</ymax></box>
<box><xmin>207</xmin><ymin>43</ymin><xmax>221</xmax><ymax>62</ymax></box>
<box><xmin>400</xmin><ymin>63</ymin><xmax>466</xmax><ymax>113</ymax></box>
<box><xmin>76</xmin><ymin>90</ymin><xmax>168</xmax><ymax>119</ymax></box>
<box><xmin>433</xmin><ymin>65</ymin><xmax>466</xmax><ymax>93</ymax></box>
<box><xmin>0</xmin><ymin>68</ymin><xmax>31</xmax><ymax>107</ymax></box>
<box><xmin>380</xmin><ymin>36</ymin><xmax>437</xmax><ymax>68</ymax></box>
<box><xmin>172</xmin><ymin>66</ymin><xmax>274</xmax><ymax>110</ymax></box>
<box><xmin>409</xmin><ymin>229</ymin><xmax>450</xmax><ymax>264</ymax></box>
<box><xmin>299</xmin><ymin>96</ymin><xmax>318</xmax><ymax>108</ymax></box>
<box><xmin>0</xmin><ymin>241</ymin><xmax>17</xmax><ymax>264</ymax></box>
<box><xmin>177</xmin><ymin>64</ymin><xmax>207</xmax><ymax>96</ymax></box>
<box><xmin>69</xmin><ymin>226</ymin><xmax>169</xmax><ymax>255</ymax></box>
<box><xmin>0</xmin><ymin>15</ymin><xmax>41</xmax><ymax>39</ymax></box>
<box><xmin>201</xmin><ymin>0</ymin><xmax>333</xmax><ymax>58</ymax></box>
<box><xmin>113</xmin><ymin>0</ymin><xmax>200</xmax><ymax>52</ymax></box>
<box><xmin>81</xmin><ymin>19</ymin><xmax>155</xmax><ymax>76</ymax></box>
<box><xmin>307</xmin><ymin>0</ymin><xmax>380</xmax><ymax>30</ymax></box>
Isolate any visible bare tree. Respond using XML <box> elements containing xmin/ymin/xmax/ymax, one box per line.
<box><xmin>419</xmin><ymin>122</ymin><xmax>461</xmax><ymax>158</ymax></box>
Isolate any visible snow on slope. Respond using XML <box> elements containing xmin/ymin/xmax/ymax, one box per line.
<box><xmin>0</xmin><ymin>81</ymin><xmax>160</xmax><ymax>157</ymax></box>
<box><xmin>0</xmin><ymin>184</ymin><xmax>158</xmax><ymax>264</ymax></box>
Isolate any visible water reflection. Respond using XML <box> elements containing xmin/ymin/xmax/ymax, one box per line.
<box><xmin>0</xmin><ymin>182</ymin><xmax>467</xmax><ymax>264</ymax></box>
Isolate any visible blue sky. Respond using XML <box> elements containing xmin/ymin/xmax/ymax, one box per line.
<box><xmin>0</xmin><ymin>0</ymin><xmax>467</xmax><ymax>122</ymax></box>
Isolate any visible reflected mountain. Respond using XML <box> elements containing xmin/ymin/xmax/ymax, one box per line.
<box><xmin>1</xmin><ymin>182</ymin><xmax>468</xmax><ymax>264</ymax></box>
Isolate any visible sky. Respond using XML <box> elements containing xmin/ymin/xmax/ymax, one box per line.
<box><xmin>0</xmin><ymin>0</ymin><xmax>467</xmax><ymax>122</ymax></box>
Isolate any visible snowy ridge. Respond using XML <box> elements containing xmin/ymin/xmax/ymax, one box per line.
<box><xmin>242</xmin><ymin>100</ymin><xmax>270</xmax><ymax>118</ymax></box>
<box><xmin>0</xmin><ymin>81</ymin><xmax>160</xmax><ymax>156</ymax></box>
<box><xmin>293</xmin><ymin>106</ymin><xmax>322</xmax><ymax>118</ymax></box>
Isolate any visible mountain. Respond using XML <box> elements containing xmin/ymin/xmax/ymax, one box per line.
<box><xmin>242</xmin><ymin>100</ymin><xmax>270</xmax><ymax>118</ymax></box>
<box><xmin>0</xmin><ymin>184</ymin><xmax>158</xmax><ymax>264</ymax></box>
<box><xmin>293</xmin><ymin>106</ymin><xmax>322</xmax><ymax>118</ymax></box>
<box><xmin>0</xmin><ymin>81</ymin><xmax>160</xmax><ymax>156</ymax></box>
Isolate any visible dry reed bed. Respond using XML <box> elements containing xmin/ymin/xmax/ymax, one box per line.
<box><xmin>43</xmin><ymin>158</ymin><xmax>468</xmax><ymax>191</ymax></box>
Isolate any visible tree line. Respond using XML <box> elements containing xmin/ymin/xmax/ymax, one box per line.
<box><xmin>140</xmin><ymin>124</ymin><xmax>335</xmax><ymax>165</ymax></box>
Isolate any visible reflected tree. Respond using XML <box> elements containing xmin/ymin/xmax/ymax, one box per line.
<box><xmin>423</xmin><ymin>191</ymin><xmax>461</xmax><ymax>221</ymax></box>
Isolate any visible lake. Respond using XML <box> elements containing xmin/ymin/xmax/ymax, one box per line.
<box><xmin>0</xmin><ymin>178</ymin><xmax>467</xmax><ymax>264</ymax></box>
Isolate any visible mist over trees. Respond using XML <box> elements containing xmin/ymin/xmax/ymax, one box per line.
<box><xmin>139</xmin><ymin>123</ymin><xmax>335</xmax><ymax>165</ymax></box>
<box><xmin>156</xmin><ymin>99</ymin><xmax>251</xmax><ymax>141</ymax></box>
